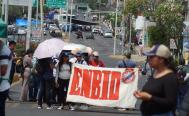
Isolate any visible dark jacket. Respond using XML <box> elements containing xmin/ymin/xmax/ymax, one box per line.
<box><xmin>179</xmin><ymin>89</ymin><xmax>189</xmax><ymax>116</ymax></box>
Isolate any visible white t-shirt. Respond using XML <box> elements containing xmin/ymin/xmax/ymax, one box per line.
<box><xmin>56</xmin><ymin>63</ymin><xmax>71</xmax><ymax>80</ymax></box>
<box><xmin>0</xmin><ymin>45</ymin><xmax>12</xmax><ymax>92</ymax></box>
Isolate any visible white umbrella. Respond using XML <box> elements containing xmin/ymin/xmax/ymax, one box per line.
<box><xmin>33</xmin><ymin>38</ymin><xmax>67</xmax><ymax>59</ymax></box>
<box><xmin>63</xmin><ymin>43</ymin><xmax>87</xmax><ymax>52</ymax></box>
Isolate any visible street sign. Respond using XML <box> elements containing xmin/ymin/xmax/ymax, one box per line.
<box><xmin>46</xmin><ymin>0</ymin><xmax>67</xmax><ymax>8</ymax></box>
<box><xmin>170</xmin><ymin>38</ymin><xmax>177</xmax><ymax>49</ymax></box>
<box><xmin>3</xmin><ymin>0</ymin><xmax>29</xmax><ymax>6</ymax></box>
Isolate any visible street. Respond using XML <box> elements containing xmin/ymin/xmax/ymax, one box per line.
<box><xmin>6</xmin><ymin>32</ymin><xmax>147</xmax><ymax>116</ymax></box>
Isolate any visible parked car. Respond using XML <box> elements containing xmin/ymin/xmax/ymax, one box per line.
<box><xmin>103</xmin><ymin>30</ymin><xmax>113</xmax><ymax>38</ymax></box>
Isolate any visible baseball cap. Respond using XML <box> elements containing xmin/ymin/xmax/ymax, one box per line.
<box><xmin>143</xmin><ymin>44</ymin><xmax>171</xmax><ymax>59</ymax></box>
<box><xmin>92</xmin><ymin>51</ymin><xmax>99</xmax><ymax>56</ymax></box>
<box><xmin>76</xmin><ymin>51</ymin><xmax>82</xmax><ymax>57</ymax></box>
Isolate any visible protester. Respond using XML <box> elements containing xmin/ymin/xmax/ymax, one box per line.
<box><xmin>75</xmin><ymin>51</ymin><xmax>87</xmax><ymax>65</ymax></box>
<box><xmin>71</xmin><ymin>51</ymin><xmax>88</xmax><ymax>110</ymax></box>
<box><xmin>20</xmin><ymin>49</ymin><xmax>33</xmax><ymax>101</ymax></box>
<box><xmin>37</xmin><ymin>58</ymin><xmax>55</xmax><ymax>109</ymax></box>
<box><xmin>179</xmin><ymin>89</ymin><xmax>189</xmax><ymax>116</ymax></box>
<box><xmin>28</xmin><ymin>57</ymin><xmax>39</xmax><ymax>102</ymax></box>
<box><xmin>138</xmin><ymin>41</ymin><xmax>144</xmax><ymax>56</ymax></box>
<box><xmin>134</xmin><ymin>44</ymin><xmax>178</xmax><ymax>116</ymax></box>
<box><xmin>56</xmin><ymin>51</ymin><xmax>72</xmax><ymax>110</ymax></box>
<box><xmin>8</xmin><ymin>41</ymin><xmax>16</xmax><ymax>85</ymax></box>
<box><xmin>7</xmin><ymin>41</ymin><xmax>16</xmax><ymax>101</ymax></box>
<box><xmin>176</xmin><ymin>59</ymin><xmax>189</xmax><ymax>111</ymax></box>
<box><xmin>89</xmin><ymin>51</ymin><xmax>105</xmax><ymax>67</ymax></box>
<box><xmin>116</xmin><ymin>51</ymin><xmax>136</xmax><ymax>68</ymax></box>
<box><xmin>0</xmin><ymin>40</ymin><xmax>12</xmax><ymax>116</ymax></box>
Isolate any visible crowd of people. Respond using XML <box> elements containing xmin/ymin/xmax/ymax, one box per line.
<box><xmin>1</xmin><ymin>38</ymin><xmax>189</xmax><ymax>116</ymax></box>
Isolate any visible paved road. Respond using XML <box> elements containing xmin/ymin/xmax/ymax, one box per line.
<box><xmin>6</xmin><ymin>32</ymin><xmax>147</xmax><ymax>116</ymax></box>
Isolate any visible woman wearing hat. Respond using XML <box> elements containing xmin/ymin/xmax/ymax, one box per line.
<box><xmin>134</xmin><ymin>44</ymin><xmax>178</xmax><ymax>116</ymax></box>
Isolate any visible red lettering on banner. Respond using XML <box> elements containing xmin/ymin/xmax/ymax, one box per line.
<box><xmin>109</xmin><ymin>72</ymin><xmax>121</xmax><ymax>100</ymax></box>
<box><xmin>69</xmin><ymin>66</ymin><xmax>122</xmax><ymax>100</ymax></box>
<box><xmin>80</xmin><ymin>69</ymin><xmax>92</xmax><ymax>98</ymax></box>
<box><xmin>91</xmin><ymin>70</ymin><xmax>102</xmax><ymax>99</ymax></box>
<box><xmin>69</xmin><ymin>67</ymin><xmax>82</xmax><ymax>95</ymax></box>
<box><xmin>99</xmin><ymin>71</ymin><xmax>111</xmax><ymax>100</ymax></box>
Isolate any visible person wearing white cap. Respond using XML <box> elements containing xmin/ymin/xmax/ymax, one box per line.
<box><xmin>134</xmin><ymin>44</ymin><xmax>178</xmax><ymax>116</ymax></box>
<box><xmin>89</xmin><ymin>51</ymin><xmax>105</xmax><ymax>67</ymax></box>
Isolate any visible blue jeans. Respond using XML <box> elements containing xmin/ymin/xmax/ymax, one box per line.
<box><xmin>0</xmin><ymin>90</ymin><xmax>9</xmax><ymax>116</ymax></box>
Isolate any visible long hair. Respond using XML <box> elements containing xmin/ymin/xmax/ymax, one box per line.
<box><xmin>58</xmin><ymin>53</ymin><xmax>69</xmax><ymax>69</ymax></box>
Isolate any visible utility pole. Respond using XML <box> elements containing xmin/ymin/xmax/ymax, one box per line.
<box><xmin>4</xmin><ymin>0</ymin><xmax>8</xmax><ymax>24</ymax></box>
<box><xmin>26</xmin><ymin>0</ymin><xmax>32</xmax><ymax>50</ymax></box>
<box><xmin>68</xmin><ymin>0</ymin><xmax>73</xmax><ymax>39</ymax></box>
<box><xmin>36</xmin><ymin>0</ymin><xmax>39</xmax><ymax>28</ymax></box>
<box><xmin>113</xmin><ymin>0</ymin><xmax>119</xmax><ymax>55</ymax></box>
<box><xmin>121</xmin><ymin>0</ymin><xmax>126</xmax><ymax>55</ymax></box>
<box><xmin>1</xmin><ymin>0</ymin><xmax>4</xmax><ymax>18</ymax></box>
<box><xmin>129</xmin><ymin>13</ymin><xmax>132</xmax><ymax>52</ymax></box>
<box><xmin>40</xmin><ymin>0</ymin><xmax>44</xmax><ymax>40</ymax></box>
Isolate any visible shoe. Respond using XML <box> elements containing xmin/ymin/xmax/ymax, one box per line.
<box><xmin>37</xmin><ymin>106</ymin><xmax>42</xmax><ymax>109</ymax></box>
<box><xmin>46</xmin><ymin>106</ymin><xmax>53</xmax><ymax>110</ymax></box>
<box><xmin>70</xmin><ymin>106</ymin><xmax>75</xmax><ymax>111</ymax></box>
<box><xmin>57</xmin><ymin>106</ymin><xmax>63</xmax><ymax>110</ymax></box>
<box><xmin>80</xmin><ymin>105</ymin><xmax>88</xmax><ymax>110</ymax></box>
<box><xmin>118</xmin><ymin>108</ymin><xmax>126</xmax><ymax>111</ymax></box>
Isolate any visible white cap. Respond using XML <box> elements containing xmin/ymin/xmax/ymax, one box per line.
<box><xmin>143</xmin><ymin>44</ymin><xmax>171</xmax><ymax>59</ymax></box>
<box><xmin>92</xmin><ymin>51</ymin><xmax>99</xmax><ymax>56</ymax></box>
<box><xmin>86</xmin><ymin>47</ymin><xmax>93</xmax><ymax>55</ymax></box>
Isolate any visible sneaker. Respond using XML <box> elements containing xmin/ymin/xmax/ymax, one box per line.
<box><xmin>80</xmin><ymin>105</ymin><xmax>88</xmax><ymax>110</ymax></box>
<box><xmin>70</xmin><ymin>106</ymin><xmax>75</xmax><ymax>111</ymax></box>
<box><xmin>118</xmin><ymin>108</ymin><xmax>126</xmax><ymax>111</ymax></box>
<box><xmin>57</xmin><ymin>106</ymin><xmax>63</xmax><ymax>110</ymax></box>
<box><xmin>46</xmin><ymin>106</ymin><xmax>53</xmax><ymax>110</ymax></box>
<box><xmin>37</xmin><ymin>106</ymin><xmax>42</xmax><ymax>109</ymax></box>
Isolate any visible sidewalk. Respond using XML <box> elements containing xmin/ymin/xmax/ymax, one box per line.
<box><xmin>109</xmin><ymin>46</ymin><xmax>150</xmax><ymax>63</ymax></box>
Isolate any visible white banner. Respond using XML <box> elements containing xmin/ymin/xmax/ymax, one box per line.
<box><xmin>3</xmin><ymin>0</ymin><xmax>29</xmax><ymax>6</ymax></box>
<box><xmin>67</xmin><ymin>64</ymin><xmax>138</xmax><ymax>108</ymax></box>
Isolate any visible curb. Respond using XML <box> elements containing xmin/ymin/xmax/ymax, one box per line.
<box><xmin>109</xmin><ymin>55</ymin><xmax>146</xmax><ymax>62</ymax></box>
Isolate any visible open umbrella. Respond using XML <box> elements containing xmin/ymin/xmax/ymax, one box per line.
<box><xmin>63</xmin><ymin>43</ymin><xmax>87</xmax><ymax>52</ymax></box>
<box><xmin>33</xmin><ymin>38</ymin><xmax>67</xmax><ymax>59</ymax></box>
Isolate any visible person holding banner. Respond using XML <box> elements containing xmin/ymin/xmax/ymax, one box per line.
<box><xmin>134</xmin><ymin>44</ymin><xmax>178</xmax><ymax>116</ymax></box>
<box><xmin>89</xmin><ymin>51</ymin><xmax>105</xmax><ymax>67</ymax></box>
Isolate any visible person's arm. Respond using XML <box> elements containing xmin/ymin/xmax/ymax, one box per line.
<box><xmin>150</xmin><ymin>76</ymin><xmax>178</xmax><ymax>107</ymax></box>
<box><xmin>0</xmin><ymin>59</ymin><xmax>9</xmax><ymax>76</ymax></box>
<box><xmin>0</xmin><ymin>65</ymin><xmax>8</xmax><ymax>76</ymax></box>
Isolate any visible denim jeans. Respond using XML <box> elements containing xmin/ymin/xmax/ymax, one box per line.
<box><xmin>0</xmin><ymin>90</ymin><xmax>9</xmax><ymax>116</ymax></box>
<box><xmin>152</xmin><ymin>112</ymin><xmax>173</xmax><ymax>116</ymax></box>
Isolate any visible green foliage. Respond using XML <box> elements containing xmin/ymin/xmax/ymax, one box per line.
<box><xmin>104</xmin><ymin>13</ymin><xmax>122</xmax><ymax>27</ymax></box>
<box><xmin>148</xmin><ymin>26</ymin><xmax>167</xmax><ymax>46</ymax></box>
<box><xmin>125</xmin><ymin>0</ymin><xmax>148</xmax><ymax>16</ymax></box>
<box><xmin>15</xmin><ymin>43</ymin><xmax>25</xmax><ymax>57</ymax></box>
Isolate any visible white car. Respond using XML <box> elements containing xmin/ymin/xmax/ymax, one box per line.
<box><xmin>103</xmin><ymin>30</ymin><xmax>113</xmax><ymax>38</ymax></box>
